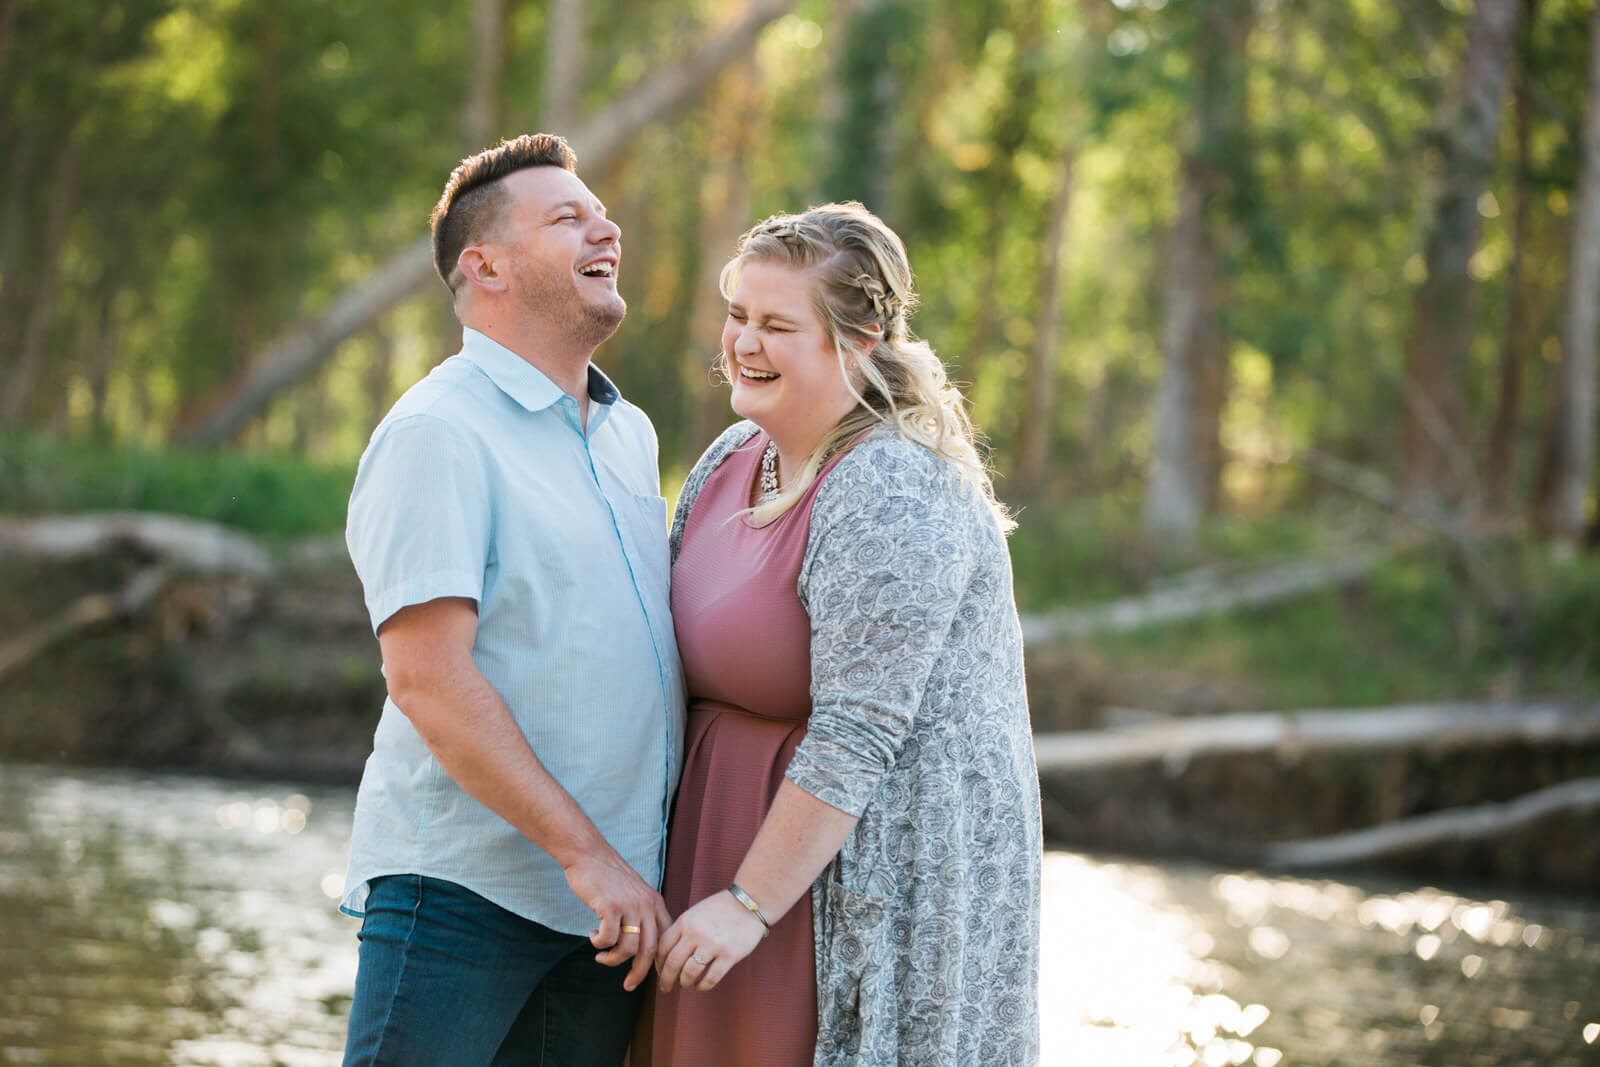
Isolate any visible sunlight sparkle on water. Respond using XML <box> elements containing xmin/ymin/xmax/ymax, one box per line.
<box><xmin>6</xmin><ymin>769</ymin><xmax>1598</xmax><ymax>1066</ymax></box>
<box><xmin>1040</xmin><ymin>854</ymin><xmax>1277</xmax><ymax>1066</ymax></box>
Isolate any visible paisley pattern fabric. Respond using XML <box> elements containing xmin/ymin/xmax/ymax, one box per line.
<box><xmin>671</xmin><ymin>422</ymin><xmax>1042</xmax><ymax>1067</ymax></box>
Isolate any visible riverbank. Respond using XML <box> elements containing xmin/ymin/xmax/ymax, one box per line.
<box><xmin>5</xmin><ymin>517</ymin><xmax>1599</xmax><ymax>895</ymax></box>
<box><xmin>4</xmin><ymin>435</ymin><xmax>1599</xmax><ymax>892</ymax></box>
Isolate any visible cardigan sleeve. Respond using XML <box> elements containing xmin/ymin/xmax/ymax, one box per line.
<box><xmin>785</xmin><ymin>439</ymin><xmax>980</xmax><ymax>816</ymax></box>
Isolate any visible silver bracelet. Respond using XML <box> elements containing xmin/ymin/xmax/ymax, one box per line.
<box><xmin>727</xmin><ymin>883</ymin><xmax>772</xmax><ymax>935</ymax></box>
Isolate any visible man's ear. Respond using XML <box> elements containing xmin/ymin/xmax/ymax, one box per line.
<box><xmin>457</xmin><ymin>246</ymin><xmax>507</xmax><ymax>294</ymax></box>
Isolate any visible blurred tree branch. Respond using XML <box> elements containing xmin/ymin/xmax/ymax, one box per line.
<box><xmin>173</xmin><ymin>0</ymin><xmax>799</xmax><ymax>445</ymax></box>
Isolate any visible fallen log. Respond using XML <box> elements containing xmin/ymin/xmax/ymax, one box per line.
<box><xmin>1032</xmin><ymin>702</ymin><xmax>1600</xmax><ymax>772</ymax></box>
<box><xmin>1019</xmin><ymin>546</ymin><xmax>1392</xmax><ymax>643</ymax></box>
<box><xmin>1262</xmin><ymin>777</ymin><xmax>1600</xmax><ymax>868</ymax></box>
<box><xmin>0</xmin><ymin>512</ymin><xmax>273</xmax><ymax>576</ymax></box>
<box><xmin>0</xmin><ymin>512</ymin><xmax>279</xmax><ymax>682</ymax></box>
<box><xmin>0</xmin><ymin>564</ymin><xmax>170</xmax><ymax>682</ymax></box>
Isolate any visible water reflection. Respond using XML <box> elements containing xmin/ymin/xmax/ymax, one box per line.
<box><xmin>1</xmin><ymin>765</ymin><xmax>1596</xmax><ymax>1065</ymax></box>
<box><xmin>1040</xmin><ymin>854</ymin><xmax>1599</xmax><ymax>1066</ymax></box>
<box><xmin>0</xmin><ymin>766</ymin><xmax>354</xmax><ymax>1065</ymax></box>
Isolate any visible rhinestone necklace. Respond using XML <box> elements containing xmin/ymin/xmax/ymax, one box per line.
<box><xmin>758</xmin><ymin>441</ymin><xmax>780</xmax><ymax>502</ymax></box>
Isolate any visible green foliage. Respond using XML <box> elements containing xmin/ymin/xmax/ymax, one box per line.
<box><xmin>1081</xmin><ymin>549</ymin><xmax>1600</xmax><ymax>710</ymax></box>
<box><xmin>0</xmin><ymin>433</ymin><xmax>352</xmax><ymax>537</ymax></box>
<box><xmin>4</xmin><ymin>0</ymin><xmax>1590</xmax><ymax>494</ymax></box>
<box><xmin>1524</xmin><ymin>552</ymin><xmax>1600</xmax><ymax>688</ymax></box>
<box><xmin>2</xmin><ymin>0</ymin><xmax>1597</xmax><ymax>707</ymax></box>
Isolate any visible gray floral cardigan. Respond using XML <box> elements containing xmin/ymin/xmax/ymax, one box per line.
<box><xmin>670</xmin><ymin>422</ymin><xmax>1042</xmax><ymax>1067</ymax></box>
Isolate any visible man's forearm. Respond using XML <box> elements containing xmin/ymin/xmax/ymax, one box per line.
<box><xmin>391</xmin><ymin>661</ymin><xmax>612</xmax><ymax>869</ymax></box>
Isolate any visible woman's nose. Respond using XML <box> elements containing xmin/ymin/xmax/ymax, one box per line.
<box><xmin>733</xmin><ymin>325</ymin><xmax>760</xmax><ymax>356</ymax></box>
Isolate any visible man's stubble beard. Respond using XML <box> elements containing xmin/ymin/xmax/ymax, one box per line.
<box><xmin>514</xmin><ymin>256</ymin><xmax>626</xmax><ymax>351</ymax></box>
<box><xmin>575</xmin><ymin>290</ymin><xmax>626</xmax><ymax>349</ymax></box>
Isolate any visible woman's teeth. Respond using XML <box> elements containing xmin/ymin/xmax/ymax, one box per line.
<box><xmin>740</xmin><ymin>367</ymin><xmax>779</xmax><ymax>381</ymax></box>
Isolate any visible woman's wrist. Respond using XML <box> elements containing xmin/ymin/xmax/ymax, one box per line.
<box><xmin>726</xmin><ymin>883</ymin><xmax>772</xmax><ymax>937</ymax></box>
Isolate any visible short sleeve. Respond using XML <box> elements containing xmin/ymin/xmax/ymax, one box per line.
<box><xmin>785</xmin><ymin>445</ymin><xmax>978</xmax><ymax>816</ymax></box>
<box><xmin>345</xmin><ymin>414</ymin><xmax>491</xmax><ymax>634</ymax></box>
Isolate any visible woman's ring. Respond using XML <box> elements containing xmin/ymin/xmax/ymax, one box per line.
<box><xmin>691</xmin><ymin>953</ymin><xmax>711</xmax><ymax>965</ymax></box>
<box><xmin>620</xmin><ymin>925</ymin><xmax>642</xmax><ymax>935</ymax></box>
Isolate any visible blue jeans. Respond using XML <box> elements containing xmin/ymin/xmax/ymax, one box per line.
<box><xmin>343</xmin><ymin>874</ymin><xmax>641</xmax><ymax>1067</ymax></box>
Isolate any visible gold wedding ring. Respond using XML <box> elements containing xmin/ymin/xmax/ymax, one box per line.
<box><xmin>620</xmin><ymin>924</ymin><xmax>642</xmax><ymax>935</ymax></box>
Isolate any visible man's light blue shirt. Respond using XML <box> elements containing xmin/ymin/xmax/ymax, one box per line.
<box><xmin>341</xmin><ymin>327</ymin><xmax>685</xmax><ymax>935</ymax></box>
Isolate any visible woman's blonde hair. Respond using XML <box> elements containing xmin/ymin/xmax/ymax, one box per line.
<box><xmin>718</xmin><ymin>201</ymin><xmax>1014</xmax><ymax>532</ymax></box>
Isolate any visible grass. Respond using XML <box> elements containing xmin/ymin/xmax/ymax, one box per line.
<box><xmin>1005</xmin><ymin>491</ymin><xmax>1343</xmax><ymax>612</ymax></box>
<box><xmin>0</xmin><ymin>432</ymin><xmax>354</xmax><ymax>538</ymax></box>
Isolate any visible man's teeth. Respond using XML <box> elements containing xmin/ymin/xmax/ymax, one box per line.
<box><xmin>579</xmin><ymin>263</ymin><xmax>614</xmax><ymax>277</ymax></box>
<box><xmin>740</xmin><ymin>367</ymin><xmax>778</xmax><ymax>381</ymax></box>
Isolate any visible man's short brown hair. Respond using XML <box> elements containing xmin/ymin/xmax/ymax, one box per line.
<box><xmin>429</xmin><ymin>133</ymin><xmax>578</xmax><ymax>291</ymax></box>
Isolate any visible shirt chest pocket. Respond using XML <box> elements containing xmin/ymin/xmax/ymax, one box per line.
<box><xmin>627</xmin><ymin>493</ymin><xmax>671</xmax><ymax>582</ymax></box>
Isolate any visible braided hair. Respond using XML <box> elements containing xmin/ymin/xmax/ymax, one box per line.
<box><xmin>716</xmin><ymin>202</ymin><xmax>1013</xmax><ymax>532</ymax></box>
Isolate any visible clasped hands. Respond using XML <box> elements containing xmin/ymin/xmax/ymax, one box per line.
<box><xmin>569</xmin><ymin>854</ymin><xmax>766</xmax><ymax>994</ymax></box>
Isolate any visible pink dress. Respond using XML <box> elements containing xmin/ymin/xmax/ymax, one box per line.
<box><xmin>632</xmin><ymin>432</ymin><xmax>836</xmax><ymax>1066</ymax></box>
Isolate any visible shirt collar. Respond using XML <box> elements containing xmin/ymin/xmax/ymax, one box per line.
<box><xmin>458</xmin><ymin>328</ymin><xmax>619</xmax><ymax>413</ymax></box>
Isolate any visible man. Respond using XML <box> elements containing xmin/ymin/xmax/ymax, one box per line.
<box><xmin>339</xmin><ymin>133</ymin><xmax>684</xmax><ymax>1066</ymax></box>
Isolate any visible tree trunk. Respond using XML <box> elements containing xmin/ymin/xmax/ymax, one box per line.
<box><xmin>1192</xmin><ymin>317</ymin><xmax>1230</xmax><ymax>512</ymax></box>
<box><xmin>809</xmin><ymin>0</ymin><xmax>866</xmax><ymax>203</ymax></box>
<box><xmin>539</xmin><ymin>0</ymin><xmax>585</xmax><ymax>131</ymax></box>
<box><xmin>1016</xmin><ymin>149</ymin><xmax>1075</xmax><ymax>489</ymax></box>
<box><xmin>685</xmin><ymin>56</ymin><xmax>762</xmax><ymax>456</ymax></box>
<box><xmin>1482</xmin><ymin>0</ymin><xmax>1540</xmax><ymax>519</ymax></box>
<box><xmin>463</xmin><ymin>0</ymin><xmax>509</xmax><ymax>150</ymax></box>
<box><xmin>1399</xmin><ymin>0</ymin><xmax>1523</xmax><ymax>499</ymax></box>
<box><xmin>88</xmin><ymin>292</ymin><xmax>118</xmax><ymax>434</ymax></box>
<box><xmin>428</xmin><ymin>0</ymin><xmax>511</xmax><ymax>362</ymax></box>
<box><xmin>254</xmin><ymin>3</ymin><xmax>282</xmax><ymax>188</ymax></box>
<box><xmin>817</xmin><ymin>0</ymin><xmax>900</xmax><ymax>215</ymax></box>
<box><xmin>364</xmin><ymin>325</ymin><xmax>397</xmax><ymax>435</ymax></box>
<box><xmin>2</xmin><ymin>131</ymin><xmax>81</xmax><ymax>426</ymax></box>
<box><xmin>1144</xmin><ymin>0</ymin><xmax>1252</xmax><ymax>547</ymax></box>
<box><xmin>961</xmin><ymin>12</ymin><xmax>1041</xmax><ymax>381</ymax></box>
<box><xmin>1546</xmin><ymin>1</ymin><xmax>1600</xmax><ymax>547</ymax></box>
<box><xmin>0</xmin><ymin>0</ymin><xmax>18</xmax><ymax>74</ymax></box>
<box><xmin>172</xmin><ymin>0</ymin><xmax>800</xmax><ymax>445</ymax></box>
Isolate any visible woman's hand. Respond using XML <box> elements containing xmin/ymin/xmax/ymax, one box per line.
<box><xmin>654</xmin><ymin>890</ymin><xmax>767</xmax><ymax>992</ymax></box>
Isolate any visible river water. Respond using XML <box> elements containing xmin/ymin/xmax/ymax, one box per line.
<box><xmin>0</xmin><ymin>764</ymin><xmax>1595</xmax><ymax>1066</ymax></box>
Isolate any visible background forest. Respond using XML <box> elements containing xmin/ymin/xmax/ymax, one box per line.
<box><xmin>4</xmin><ymin>0</ymin><xmax>1600</xmax><ymax>714</ymax></box>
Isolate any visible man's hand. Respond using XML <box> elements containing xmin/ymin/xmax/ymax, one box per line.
<box><xmin>379</xmin><ymin>598</ymin><xmax>671</xmax><ymax>993</ymax></box>
<box><xmin>654</xmin><ymin>890</ymin><xmax>766</xmax><ymax>993</ymax></box>
<box><xmin>566</xmin><ymin>854</ymin><xmax>673</xmax><ymax>992</ymax></box>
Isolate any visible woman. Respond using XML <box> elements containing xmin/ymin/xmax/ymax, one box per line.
<box><xmin>632</xmin><ymin>203</ymin><xmax>1041</xmax><ymax>1066</ymax></box>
